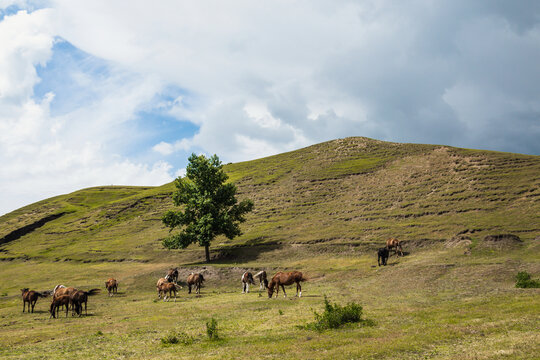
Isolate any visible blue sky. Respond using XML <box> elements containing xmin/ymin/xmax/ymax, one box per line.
<box><xmin>0</xmin><ymin>0</ymin><xmax>539</xmax><ymax>215</ymax></box>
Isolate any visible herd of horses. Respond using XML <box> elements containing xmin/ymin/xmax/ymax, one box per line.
<box><xmin>19</xmin><ymin>238</ymin><xmax>404</xmax><ymax>317</ymax></box>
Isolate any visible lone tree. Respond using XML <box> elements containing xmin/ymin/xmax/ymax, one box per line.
<box><xmin>162</xmin><ymin>154</ymin><xmax>254</xmax><ymax>262</ymax></box>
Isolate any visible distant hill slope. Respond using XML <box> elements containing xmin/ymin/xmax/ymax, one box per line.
<box><xmin>1</xmin><ymin>137</ymin><xmax>539</xmax><ymax>263</ymax></box>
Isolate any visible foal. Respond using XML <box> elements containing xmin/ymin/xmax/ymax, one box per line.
<box><xmin>241</xmin><ymin>272</ymin><xmax>255</xmax><ymax>293</ymax></box>
<box><xmin>21</xmin><ymin>288</ymin><xmax>47</xmax><ymax>313</ymax></box>
<box><xmin>105</xmin><ymin>278</ymin><xmax>118</xmax><ymax>296</ymax></box>
<box><xmin>156</xmin><ymin>278</ymin><xmax>169</xmax><ymax>299</ymax></box>
<box><xmin>267</xmin><ymin>271</ymin><xmax>306</xmax><ymax>298</ymax></box>
<box><xmin>50</xmin><ymin>294</ymin><xmax>71</xmax><ymax>318</ymax></box>
<box><xmin>157</xmin><ymin>282</ymin><xmax>182</xmax><ymax>302</ymax></box>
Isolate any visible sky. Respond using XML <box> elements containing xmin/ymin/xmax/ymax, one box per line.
<box><xmin>0</xmin><ymin>1</ymin><xmax>539</xmax><ymax>215</ymax></box>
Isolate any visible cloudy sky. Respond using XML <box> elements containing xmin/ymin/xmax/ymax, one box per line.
<box><xmin>1</xmin><ymin>1</ymin><xmax>539</xmax><ymax>215</ymax></box>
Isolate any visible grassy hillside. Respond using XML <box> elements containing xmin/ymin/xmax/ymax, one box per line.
<box><xmin>0</xmin><ymin>137</ymin><xmax>539</xmax><ymax>359</ymax></box>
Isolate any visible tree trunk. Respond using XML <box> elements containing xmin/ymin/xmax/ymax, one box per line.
<box><xmin>205</xmin><ymin>244</ymin><xmax>210</xmax><ymax>263</ymax></box>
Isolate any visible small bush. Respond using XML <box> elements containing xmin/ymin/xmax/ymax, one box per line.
<box><xmin>278</xmin><ymin>309</ymin><xmax>284</xmax><ymax>316</ymax></box>
<box><xmin>305</xmin><ymin>296</ymin><xmax>368</xmax><ymax>331</ymax></box>
<box><xmin>206</xmin><ymin>317</ymin><xmax>219</xmax><ymax>340</ymax></box>
<box><xmin>515</xmin><ymin>271</ymin><xmax>540</xmax><ymax>288</ymax></box>
<box><xmin>161</xmin><ymin>331</ymin><xmax>194</xmax><ymax>346</ymax></box>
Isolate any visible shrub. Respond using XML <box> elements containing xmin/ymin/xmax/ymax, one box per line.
<box><xmin>206</xmin><ymin>317</ymin><xmax>219</xmax><ymax>340</ymax></box>
<box><xmin>305</xmin><ymin>296</ymin><xmax>368</xmax><ymax>331</ymax></box>
<box><xmin>161</xmin><ymin>331</ymin><xmax>194</xmax><ymax>346</ymax></box>
<box><xmin>515</xmin><ymin>271</ymin><xmax>540</xmax><ymax>288</ymax></box>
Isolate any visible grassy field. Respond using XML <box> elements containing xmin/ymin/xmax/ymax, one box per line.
<box><xmin>0</xmin><ymin>137</ymin><xmax>539</xmax><ymax>359</ymax></box>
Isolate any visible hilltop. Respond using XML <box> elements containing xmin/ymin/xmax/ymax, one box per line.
<box><xmin>1</xmin><ymin>136</ymin><xmax>538</xmax><ymax>263</ymax></box>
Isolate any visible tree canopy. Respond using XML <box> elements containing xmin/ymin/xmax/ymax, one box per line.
<box><xmin>162</xmin><ymin>154</ymin><xmax>254</xmax><ymax>262</ymax></box>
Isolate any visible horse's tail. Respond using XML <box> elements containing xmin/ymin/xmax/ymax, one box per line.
<box><xmin>86</xmin><ymin>289</ymin><xmax>101</xmax><ymax>296</ymax></box>
<box><xmin>174</xmin><ymin>284</ymin><xmax>183</xmax><ymax>291</ymax></box>
<box><xmin>36</xmin><ymin>291</ymin><xmax>48</xmax><ymax>298</ymax></box>
<box><xmin>300</xmin><ymin>274</ymin><xmax>308</xmax><ymax>282</ymax></box>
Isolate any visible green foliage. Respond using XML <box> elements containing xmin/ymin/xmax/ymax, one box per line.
<box><xmin>161</xmin><ymin>331</ymin><xmax>194</xmax><ymax>346</ymax></box>
<box><xmin>515</xmin><ymin>271</ymin><xmax>540</xmax><ymax>288</ymax></box>
<box><xmin>162</xmin><ymin>154</ymin><xmax>254</xmax><ymax>262</ymax></box>
<box><xmin>305</xmin><ymin>296</ymin><xmax>367</xmax><ymax>331</ymax></box>
<box><xmin>206</xmin><ymin>317</ymin><xmax>219</xmax><ymax>340</ymax></box>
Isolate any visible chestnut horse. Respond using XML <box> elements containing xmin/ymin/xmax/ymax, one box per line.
<box><xmin>165</xmin><ymin>268</ymin><xmax>179</xmax><ymax>283</ymax></box>
<box><xmin>105</xmin><ymin>278</ymin><xmax>118</xmax><ymax>296</ymax></box>
<box><xmin>254</xmin><ymin>270</ymin><xmax>268</xmax><ymax>290</ymax></box>
<box><xmin>70</xmin><ymin>289</ymin><xmax>100</xmax><ymax>316</ymax></box>
<box><xmin>267</xmin><ymin>271</ymin><xmax>306</xmax><ymax>298</ymax></box>
<box><xmin>386</xmin><ymin>237</ymin><xmax>403</xmax><ymax>256</ymax></box>
<box><xmin>187</xmin><ymin>273</ymin><xmax>205</xmax><ymax>294</ymax></box>
<box><xmin>53</xmin><ymin>286</ymin><xmax>77</xmax><ymax>312</ymax></box>
<box><xmin>21</xmin><ymin>288</ymin><xmax>47</xmax><ymax>313</ymax></box>
<box><xmin>241</xmin><ymin>272</ymin><xmax>255</xmax><ymax>293</ymax></box>
<box><xmin>156</xmin><ymin>277</ymin><xmax>169</xmax><ymax>299</ymax></box>
<box><xmin>157</xmin><ymin>282</ymin><xmax>182</xmax><ymax>302</ymax></box>
<box><xmin>49</xmin><ymin>294</ymin><xmax>71</xmax><ymax>318</ymax></box>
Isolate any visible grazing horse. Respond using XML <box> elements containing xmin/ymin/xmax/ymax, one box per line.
<box><xmin>70</xmin><ymin>289</ymin><xmax>100</xmax><ymax>316</ymax></box>
<box><xmin>156</xmin><ymin>278</ymin><xmax>169</xmax><ymax>299</ymax></box>
<box><xmin>105</xmin><ymin>278</ymin><xmax>118</xmax><ymax>296</ymax></box>
<box><xmin>386</xmin><ymin>237</ymin><xmax>403</xmax><ymax>256</ymax></box>
<box><xmin>187</xmin><ymin>273</ymin><xmax>205</xmax><ymax>294</ymax></box>
<box><xmin>378</xmin><ymin>247</ymin><xmax>389</xmax><ymax>266</ymax></box>
<box><xmin>241</xmin><ymin>272</ymin><xmax>255</xmax><ymax>293</ymax></box>
<box><xmin>267</xmin><ymin>271</ymin><xmax>306</xmax><ymax>298</ymax></box>
<box><xmin>53</xmin><ymin>286</ymin><xmax>77</xmax><ymax>312</ymax></box>
<box><xmin>49</xmin><ymin>294</ymin><xmax>71</xmax><ymax>318</ymax></box>
<box><xmin>254</xmin><ymin>270</ymin><xmax>268</xmax><ymax>290</ymax></box>
<box><xmin>157</xmin><ymin>282</ymin><xmax>182</xmax><ymax>302</ymax></box>
<box><xmin>21</xmin><ymin>288</ymin><xmax>47</xmax><ymax>313</ymax></box>
<box><xmin>165</xmin><ymin>267</ymin><xmax>179</xmax><ymax>283</ymax></box>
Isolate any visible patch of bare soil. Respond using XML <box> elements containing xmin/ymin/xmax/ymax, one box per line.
<box><xmin>445</xmin><ymin>234</ymin><xmax>473</xmax><ymax>248</ymax></box>
<box><xmin>479</xmin><ymin>234</ymin><xmax>523</xmax><ymax>250</ymax></box>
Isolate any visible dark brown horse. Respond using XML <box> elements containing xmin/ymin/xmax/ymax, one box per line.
<box><xmin>165</xmin><ymin>267</ymin><xmax>179</xmax><ymax>283</ymax></box>
<box><xmin>157</xmin><ymin>282</ymin><xmax>182</xmax><ymax>302</ymax></box>
<box><xmin>386</xmin><ymin>237</ymin><xmax>403</xmax><ymax>256</ymax></box>
<box><xmin>187</xmin><ymin>273</ymin><xmax>205</xmax><ymax>294</ymax></box>
<box><xmin>267</xmin><ymin>271</ymin><xmax>306</xmax><ymax>298</ymax></box>
<box><xmin>241</xmin><ymin>272</ymin><xmax>255</xmax><ymax>293</ymax></box>
<box><xmin>254</xmin><ymin>270</ymin><xmax>268</xmax><ymax>290</ymax></box>
<box><xmin>105</xmin><ymin>278</ymin><xmax>118</xmax><ymax>296</ymax></box>
<box><xmin>70</xmin><ymin>289</ymin><xmax>100</xmax><ymax>316</ymax></box>
<box><xmin>49</xmin><ymin>294</ymin><xmax>71</xmax><ymax>318</ymax></box>
<box><xmin>21</xmin><ymin>288</ymin><xmax>47</xmax><ymax>313</ymax></box>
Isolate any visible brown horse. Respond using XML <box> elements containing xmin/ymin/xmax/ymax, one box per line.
<box><xmin>49</xmin><ymin>294</ymin><xmax>71</xmax><ymax>318</ymax></box>
<box><xmin>156</xmin><ymin>277</ymin><xmax>169</xmax><ymax>299</ymax></box>
<box><xmin>105</xmin><ymin>278</ymin><xmax>118</xmax><ymax>296</ymax></box>
<box><xmin>386</xmin><ymin>237</ymin><xmax>403</xmax><ymax>256</ymax></box>
<box><xmin>241</xmin><ymin>272</ymin><xmax>255</xmax><ymax>293</ymax></box>
<box><xmin>267</xmin><ymin>271</ymin><xmax>306</xmax><ymax>298</ymax></box>
<box><xmin>187</xmin><ymin>273</ymin><xmax>205</xmax><ymax>294</ymax></box>
<box><xmin>157</xmin><ymin>282</ymin><xmax>182</xmax><ymax>302</ymax></box>
<box><xmin>70</xmin><ymin>289</ymin><xmax>100</xmax><ymax>316</ymax></box>
<box><xmin>21</xmin><ymin>288</ymin><xmax>47</xmax><ymax>313</ymax></box>
<box><xmin>254</xmin><ymin>270</ymin><xmax>268</xmax><ymax>290</ymax></box>
<box><xmin>165</xmin><ymin>267</ymin><xmax>179</xmax><ymax>283</ymax></box>
<box><xmin>53</xmin><ymin>286</ymin><xmax>77</xmax><ymax>313</ymax></box>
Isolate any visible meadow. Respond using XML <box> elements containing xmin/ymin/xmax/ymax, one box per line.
<box><xmin>0</xmin><ymin>137</ymin><xmax>539</xmax><ymax>359</ymax></box>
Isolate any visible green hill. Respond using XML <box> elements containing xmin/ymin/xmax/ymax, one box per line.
<box><xmin>0</xmin><ymin>137</ymin><xmax>539</xmax><ymax>359</ymax></box>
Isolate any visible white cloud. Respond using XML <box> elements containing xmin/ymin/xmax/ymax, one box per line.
<box><xmin>2</xmin><ymin>1</ymin><xmax>540</xmax><ymax>214</ymax></box>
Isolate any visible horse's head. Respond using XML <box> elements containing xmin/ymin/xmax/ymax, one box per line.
<box><xmin>21</xmin><ymin>288</ymin><xmax>29</xmax><ymax>295</ymax></box>
<box><xmin>267</xmin><ymin>282</ymin><xmax>275</xmax><ymax>298</ymax></box>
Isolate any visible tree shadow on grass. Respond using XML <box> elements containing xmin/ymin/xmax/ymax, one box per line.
<box><xmin>185</xmin><ymin>241</ymin><xmax>283</xmax><ymax>266</ymax></box>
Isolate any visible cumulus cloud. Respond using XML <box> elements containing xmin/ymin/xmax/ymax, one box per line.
<box><xmin>1</xmin><ymin>1</ymin><xmax>540</xmax><ymax>214</ymax></box>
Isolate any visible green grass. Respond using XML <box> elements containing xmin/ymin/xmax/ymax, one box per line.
<box><xmin>0</xmin><ymin>136</ymin><xmax>539</xmax><ymax>358</ymax></box>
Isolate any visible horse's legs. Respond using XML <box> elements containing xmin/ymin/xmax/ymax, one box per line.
<box><xmin>281</xmin><ymin>285</ymin><xmax>287</xmax><ymax>298</ymax></box>
<box><xmin>246</xmin><ymin>283</ymin><xmax>249</xmax><ymax>293</ymax></box>
<box><xmin>22</xmin><ymin>300</ymin><xmax>26</xmax><ymax>313</ymax></box>
<box><xmin>188</xmin><ymin>284</ymin><xmax>192</xmax><ymax>294</ymax></box>
<box><xmin>31</xmin><ymin>299</ymin><xmax>36</xmax><ymax>313</ymax></box>
<box><xmin>296</xmin><ymin>282</ymin><xmax>302</xmax><ymax>297</ymax></box>
<box><xmin>242</xmin><ymin>282</ymin><xmax>246</xmax><ymax>293</ymax></box>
